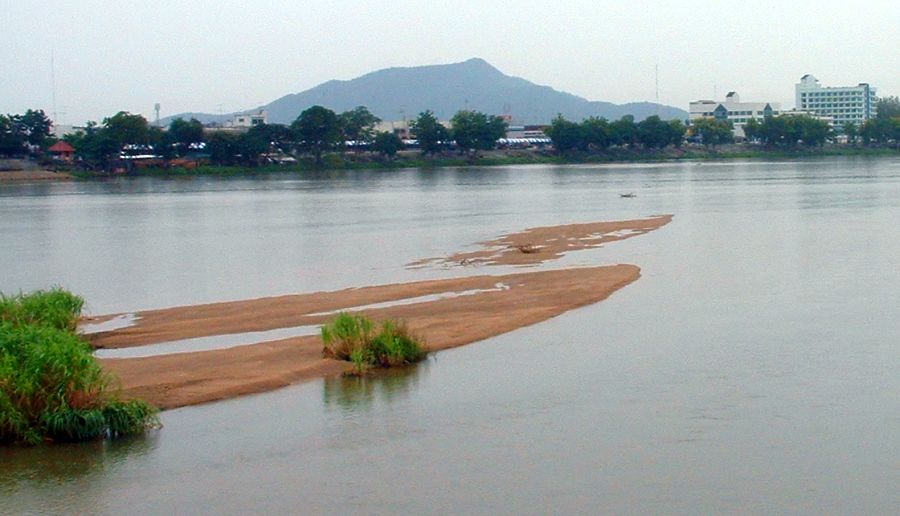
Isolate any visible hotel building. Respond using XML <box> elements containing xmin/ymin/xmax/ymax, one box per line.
<box><xmin>795</xmin><ymin>75</ymin><xmax>877</xmax><ymax>129</ymax></box>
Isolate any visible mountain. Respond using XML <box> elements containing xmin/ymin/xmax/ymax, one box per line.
<box><xmin>165</xmin><ymin>58</ymin><xmax>687</xmax><ymax>126</ymax></box>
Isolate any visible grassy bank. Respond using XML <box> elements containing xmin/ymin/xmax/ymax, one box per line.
<box><xmin>0</xmin><ymin>288</ymin><xmax>158</xmax><ymax>445</ymax></box>
<box><xmin>321</xmin><ymin>313</ymin><xmax>427</xmax><ymax>375</ymax></box>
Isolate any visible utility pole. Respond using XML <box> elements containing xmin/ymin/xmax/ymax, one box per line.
<box><xmin>50</xmin><ymin>49</ymin><xmax>58</xmax><ymax>123</ymax></box>
<box><xmin>655</xmin><ymin>64</ymin><xmax>660</xmax><ymax>117</ymax></box>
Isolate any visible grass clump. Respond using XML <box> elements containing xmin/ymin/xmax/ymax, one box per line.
<box><xmin>321</xmin><ymin>313</ymin><xmax>427</xmax><ymax>375</ymax></box>
<box><xmin>0</xmin><ymin>287</ymin><xmax>84</xmax><ymax>332</ymax></box>
<box><xmin>0</xmin><ymin>289</ymin><xmax>159</xmax><ymax>445</ymax></box>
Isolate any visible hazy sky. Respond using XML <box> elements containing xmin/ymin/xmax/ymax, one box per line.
<box><xmin>2</xmin><ymin>1</ymin><xmax>897</xmax><ymax>124</ymax></box>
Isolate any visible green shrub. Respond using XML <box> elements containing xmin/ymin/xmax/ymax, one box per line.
<box><xmin>321</xmin><ymin>313</ymin><xmax>426</xmax><ymax>374</ymax></box>
<box><xmin>321</xmin><ymin>313</ymin><xmax>374</xmax><ymax>361</ymax></box>
<box><xmin>368</xmin><ymin>320</ymin><xmax>427</xmax><ymax>367</ymax></box>
<box><xmin>0</xmin><ymin>287</ymin><xmax>84</xmax><ymax>332</ymax></box>
<box><xmin>0</xmin><ymin>289</ymin><xmax>159</xmax><ymax>445</ymax></box>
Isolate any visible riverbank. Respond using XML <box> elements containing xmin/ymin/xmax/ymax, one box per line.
<box><xmin>0</xmin><ymin>168</ymin><xmax>72</xmax><ymax>182</ymax></box>
<box><xmin>58</xmin><ymin>145</ymin><xmax>900</xmax><ymax>179</ymax></box>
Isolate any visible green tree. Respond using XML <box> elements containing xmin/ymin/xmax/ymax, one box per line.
<box><xmin>609</xmin><ymin>116</ymin><xmax>638</xmax><ymax>147</ymax></box>
<box><xmin>860</xmin><ymin>117</ymin><xmax>895</xmax><ymax>145</ymax></box>
<box><xmin>668</xmin><ymin>119</ymin><xmax>687</xmax><ymax>147</ymax></box>
<box><xmin>636</xmin><ymin>115</ymin><xmax>672</xmax><ymax>149</ymax></box>
<box><xmin>753</xmin><ymin>114</ymin><xmax>830</xmax><ymax>147</ymax></box>
<box><xmin>372</xmin><ymin>131</ymin><xmax>403</xmax><ymax>159</ymax></box>
<box><xmin>410</xmin><ymin>110</ymin><xmax>449</xmax><ymax>156</ymax></box>
<box><xmin>339</xmin><ymin>106</ymin><xmax>381</xmax><ymax>149</ymax></box>
<box><xmin>168</xmin><ymin>118</ymin><xmax>204</xmax><ymax>155</ymax></box>
<box><xmin>0</xmin><ymin>114</ymin><xmax>25</xmax><ymax>156</ymax></box>
<box><xmin>149</xmin><ymin>126</ymin><xmax>176</xmax><ymax>160</ymax></box>
<box><xmin>103</xmin><ymin>112</ymin><xmax>151</xmax><ymax>157</ymax></box>
<box><xmin>238</xmin><ymin>128</ymin><xmax>272</xmax><ymax>166</ymax></box>
<box><xmin>842</xmin><ymin>122</ymin><xmax>858</xmax><ymax>144</ymax></box>
<box><xmin>689</xmin><ymin>118</ymin><xmax>734</xmax><ymax>146</ymax></box>
<box><xmin>245</xmin><ymin>123</ymin><xmax>293</xmax><ymax>156</ymax></box>
<box><xmin>744</xmin><ymin>118</ymin><xmax>762</xmax><ymax>141</ymax></box>
<box><xmin>64</xmin><ymin>121</ymin><xmax>119</xmax><ymax>169</ymax></box>
<box><xmin>545</xmin><ymin>114</ymin><xmax>584</xmax><ymax>154</ymax></box>
<box><xmin>206</xmin><ymin>132</ymin><xmax>242</xmax><ymax>165</ymax></box>
<box><xmin>796</xmin><ymin>116</ymin><xmax>830</xmax><ymax>146</ymax></box>
<box><xmin>876</xmin><ymin>96</ymin><xmax>900</xmax><ymax>120</ymax></box>
<box><xmin>290</xmin><ymin>105</ymin><xmax>341</xmax><ymax>166</ymax></box>
<box><xmin>450</xmin><ymin>110</ymin><xmax>508</xmax><ymax>156</ymax></box>
<box><xmin>14</xmin><ymin>109</ymin><xmax>53</xmax><ymax>148</ymax></box>
<box><xmin>580</xmin><ymin>117</ymin><xmax>611</xmax><ymax>151</ymax></box>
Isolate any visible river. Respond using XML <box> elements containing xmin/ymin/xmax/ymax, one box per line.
<box><xmin>1</xmin><ymin>158</ymin><xmax>898</xmax><ymax>514</ymax></box>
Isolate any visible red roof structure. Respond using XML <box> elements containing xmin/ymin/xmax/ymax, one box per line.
<box><xmin>48</xmin><ymin>141</ymin><xmax>75</xmax><ymax>153</ymax></box>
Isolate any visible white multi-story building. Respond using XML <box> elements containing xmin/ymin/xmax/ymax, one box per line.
<box><xmin>227</xmin><ymin>109</ymin><xmax>268</xmax><ymax>128</ymax></box>
<box><xmin>689</xmin><ymin>92</ymin><xmax>781</xmax><ymax>138</ymax></box>
<box><xmin>795</xmin><ymin>75</ymin><xmax>877</xmax><ymax>129</ymax></box>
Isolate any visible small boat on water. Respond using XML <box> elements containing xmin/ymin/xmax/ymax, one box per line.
<box><xmin>619</xmin><ymin>193</ymin><xmax>636</xmax><ymax>198</ymax></box>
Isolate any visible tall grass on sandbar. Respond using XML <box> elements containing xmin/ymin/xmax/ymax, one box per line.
<box><xmin>321</xmin><ymin>313</ymin><xmax>427</xmax><ymax>375</ymax></box>
<box><xmin>0</xmin><ymin>288</ymin><xmax>159</xmax><ymax>445</ymax></box>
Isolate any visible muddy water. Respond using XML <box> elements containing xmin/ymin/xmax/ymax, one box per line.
<box><xmin>2</xmin><ymin>158</ymin><xmax>899</xmax><ymax>514</ymax></box>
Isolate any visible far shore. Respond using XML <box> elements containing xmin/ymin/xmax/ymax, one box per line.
<box><xmin>4</xmin><ymin>145</ymin><xmax>896</xmax><ymax>183</ymax></box>
<box><xmin>106</xmin><ymin>145</ymin><xmax>900</xmax><ymax>178</ymax></box>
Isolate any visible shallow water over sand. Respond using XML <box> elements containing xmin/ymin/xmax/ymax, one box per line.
<box><xmin>2</xmin><ymin>158</ymin><xmax>899</xmax><ymax>514</ymax></box>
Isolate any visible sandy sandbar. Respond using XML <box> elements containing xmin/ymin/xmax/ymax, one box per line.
<box><xmin>407</xmin><ymin>215</ymin><xmax>672</xmax><ymax>268</ymax></box>
<box><xmin>97</xmin><ymin>265</ymin><xmax>640</xmax><ymax>409</ymax></box>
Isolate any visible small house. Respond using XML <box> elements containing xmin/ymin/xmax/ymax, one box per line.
<box><xmin>48</xmin><ymin>141</ymin><xmax>75</xmax><ymax>161</ymax></box>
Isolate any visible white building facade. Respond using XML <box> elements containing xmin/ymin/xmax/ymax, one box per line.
<box><xmin>689</xmin><ymin>92</ymin><xmax>781</xmax><ymax>138</ymax></box>
<box><xmin>795</xmin><ymin>75</ymin><xmax>877</xmax><ymax>129</ymax></box>
<box><xmin>227</xmin><ymin>109</ymin><xmax>268</xmax><ymax>128</ymax></box>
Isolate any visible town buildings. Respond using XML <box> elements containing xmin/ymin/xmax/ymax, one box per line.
<box><xmin>795</xmin><ymin>75</ymin><xmax>877</xmax><ymax>128</ymax></box>
<box><xmin>689</xmin><ymin>92</ymin><xmax>781</xmax><ymax>138</ymax></box>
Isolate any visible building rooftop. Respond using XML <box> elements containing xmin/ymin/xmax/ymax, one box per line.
<box><xmin>48</xmin><ymin>141</ymin><xmax>74</xmax><ymax>153</ymax></box>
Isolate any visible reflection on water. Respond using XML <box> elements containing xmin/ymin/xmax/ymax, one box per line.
<box><xmin>322</xmin><ymin>360</ymin><xmax>431</xmax><ymax>411</ymax></box>
<box><xmin>0</xmin><ymin>434</ymin><xmax>158</xmax><ymax>485</ymax></box>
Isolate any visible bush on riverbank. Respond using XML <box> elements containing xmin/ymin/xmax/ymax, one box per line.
<box><xmin>321</xmin><ymin>313</ymin><xmax>427</xmax><ymax>374</ymax></box>
<box><xmin>0</xmin><ymin>287</ymin><xmax>84</xmax><ymax>331</ymax></box>
<box><xmin>0</xmin><ymin>289</ymin><xmax>159</xmax><ymax>445</ymax></box>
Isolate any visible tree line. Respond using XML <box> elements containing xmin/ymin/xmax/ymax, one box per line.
<box><xmin>3</xmin><ymin>95</ymin><xmax>898</xmax><ymax>167</ymax></box>
<box><xmin>845</xmin><ymin>96</ymin><xmax>900</xmax><ymax>145</ymax></box>
<box><xmin>44</xmin><ymin>105</ymin><xmax>511</xmax><ymax>169</ymax></box>
<box><xmin>545</xmin><ymin>114</ymin><xmax>691</xmax><ymax>153</ymax></box>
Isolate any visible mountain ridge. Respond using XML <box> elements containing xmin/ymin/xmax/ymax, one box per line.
<box><xmin>164</xmin><ymin>58</ymin><xmax>687</xmax><ymax>126</ymax></box>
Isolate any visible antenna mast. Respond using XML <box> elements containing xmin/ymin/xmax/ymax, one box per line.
<box><xmin>655</xmin><ymin>64</ymin><xmax>660</xmax><ymax>116</ymax></box>
<box><xmin>50</xmin><ymin>49</ymin><xmax>58</xmax><ymax>123</ymax></box>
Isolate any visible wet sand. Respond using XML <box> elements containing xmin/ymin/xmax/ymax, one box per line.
<box><xmin>407</xmin><ymin>215</ymin><xmax>672</xmax><ymax>267</ymax></box>
<box><xmin>98</xmin><ymin>265</ymin><xmax>640</xmax><ymax>409</ymax></box>
<box><xmin>0</xmin><ymin>170</ymin><xmax>72</xmax><ymax>181</ymax></box>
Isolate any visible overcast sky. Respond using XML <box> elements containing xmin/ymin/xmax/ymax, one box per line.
<box><xmin>2</xmin><ymin>0</ymin><xmax>897</xmax><ymax>124</ymax></box>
